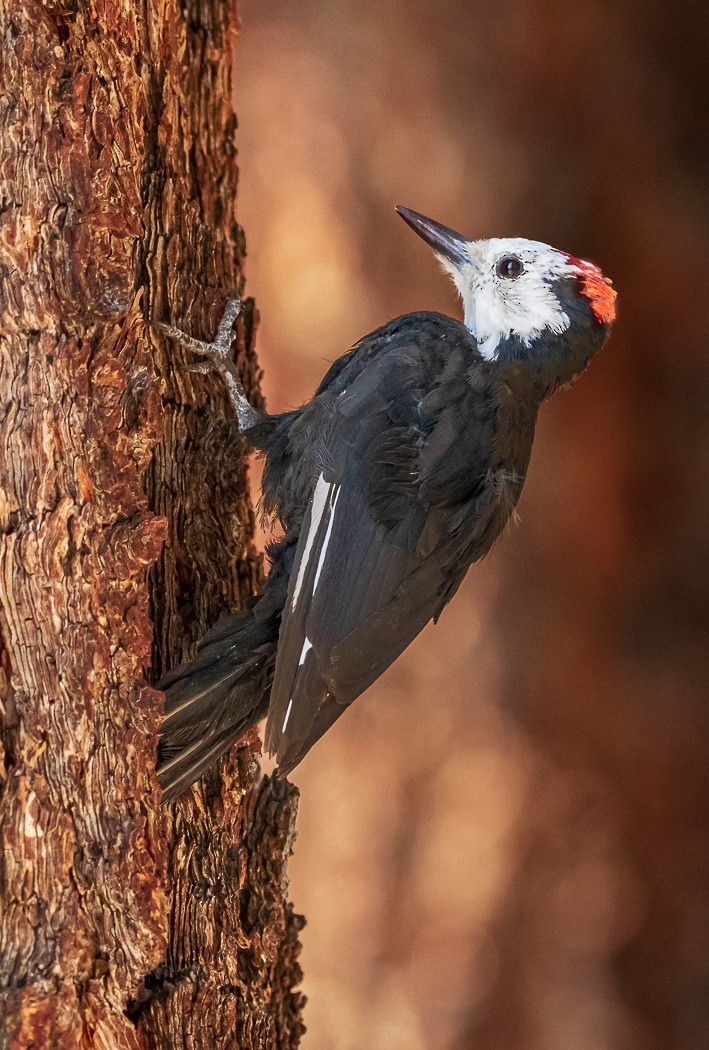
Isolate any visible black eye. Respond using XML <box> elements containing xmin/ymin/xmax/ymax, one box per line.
<box><xmin>496</xmin><ymin>256</ymin><xmax>524</xmax><ymax>279</ymax></box>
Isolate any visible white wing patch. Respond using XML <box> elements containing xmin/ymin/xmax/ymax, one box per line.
<box><xmin>283</xmin><ymin>630</ymin><xmax>314</xmax><ymax>731</ymax></box>
<box><xmin>313</xmin><ymin>486</ymin><xmax>341</xmax><ymax>594</ymax></box>
<box><xmin>291</xmin><ymin>473</ymin><xmax>341</xmax><ymax>611</ymax></box>
<box><xmin>284</xmin><ymin>474</ymin><xmax>342</xmax><ymax>728</ymax></box>
<box><xmin>291</xmin><ymin>473</ymin><xmax>332</xmax><ymax>610</ymax></box>
<box><xmin>298</xmin><ymin>636</ymin><xmax>313</xmax><ymax>665</ymax></box>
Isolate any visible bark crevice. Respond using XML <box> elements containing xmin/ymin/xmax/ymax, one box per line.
<box><xmin>0</xmin><ymin>2</ymin><xmax>304</xmax><ymax>1047</ymax></box>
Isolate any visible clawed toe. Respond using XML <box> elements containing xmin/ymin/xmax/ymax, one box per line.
<box><xmin>215</xmin><ymin>297</ymin><xmax>242</xmax><ymax>346</ymax></box>
<box><xmin>152</xmin><ymin>296</ymin><xmax>241</xmax><ymax>361</ymax></box>
<box><xmin>152</xmin><ymin>295</ymin><xmax>258</xmax><ymax>431</ymax></box>
<box><xmin>186</xmin><ymin>360</ymin><xmax>222</xmax><ymax>376</ymax></box>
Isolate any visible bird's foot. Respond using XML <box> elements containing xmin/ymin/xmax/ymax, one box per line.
<box><xmin>155</xmin><ymin>296</ymin><xmax>241</xmax><ymax>365</ymax></box>
<box><xmin>153</xmin><ymin>296</ymin><xmax>259</xmax><ymax>430</ymax></box>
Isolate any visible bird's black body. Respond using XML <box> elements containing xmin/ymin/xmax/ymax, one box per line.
<box><xmin>156</xmin><ymin>209</ymin><xmax>615</xmax><ymax>798</ymax></box>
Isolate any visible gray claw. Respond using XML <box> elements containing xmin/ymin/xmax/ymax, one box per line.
<box><xmin>153</xmin><ymin>296</ymin><xmax>259</xmax><ymax>430</ymax></box>
<box><xmin>186</xmin><ymin>361</ymin><xmax>219</xmax><ymax>376</ymax></box>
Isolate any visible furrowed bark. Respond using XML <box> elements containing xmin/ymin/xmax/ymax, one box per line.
<box><xmin>0</xmin><ymin>2</ymin><xmax>304</xmax><ymax>1048</ymax></box>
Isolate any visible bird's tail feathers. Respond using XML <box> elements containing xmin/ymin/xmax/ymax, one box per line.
<box><xmin>157</xmin><ymin>602</ymin><xmax>279</xmax><ymax>800</ymax></box>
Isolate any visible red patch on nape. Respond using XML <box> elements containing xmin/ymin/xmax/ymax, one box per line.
<box><xmin>568</xmin><ymin>256</ymin><xmax>617</xmax><ymax>325</ymax></box>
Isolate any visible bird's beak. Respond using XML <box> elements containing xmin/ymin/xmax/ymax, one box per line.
<box><xmin>396</xmin><ymin>205</ymin><xmax>471</xmax><ymax>270</ymax></box>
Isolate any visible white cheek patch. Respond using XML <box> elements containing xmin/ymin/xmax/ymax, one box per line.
<box><xmin>467</xmin><ymin>273</ymin><xmax>571</xmax><ymax>359</ymax></box>
<box><xmin>443</xmin><ymin>238</ymin><xmax>577</xmax><ymax>360</ymax></box>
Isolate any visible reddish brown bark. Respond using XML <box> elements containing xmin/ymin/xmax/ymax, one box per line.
<box><xmin>0</xmin><ymin>2</ymin><xmax>304</xmax><ymax>1047</ymax></box>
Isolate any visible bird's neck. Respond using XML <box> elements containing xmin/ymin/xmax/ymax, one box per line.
<box><xmin>491</xmin><ymin>325</ymin><xmax>605</xmax><ymax>401</ymax></box>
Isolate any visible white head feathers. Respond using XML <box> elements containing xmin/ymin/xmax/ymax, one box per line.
<box><xmin>438</xmin><ymin>237</ymin><xmax>580</xmax><ymax>360</ymax></box>
<box><xmin>396</xmin><ymin>207</ymin><xmax>615</xmax><ymax>362</ymax></box>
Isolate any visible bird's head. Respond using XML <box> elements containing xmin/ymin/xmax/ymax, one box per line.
<box><xmin>397</xmin><ymin>205</ymin><xmax>616</xmax><ymax>387</ymax></box>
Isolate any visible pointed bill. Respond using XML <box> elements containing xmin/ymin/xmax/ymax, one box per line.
<box><xmin>396</xmin><ymin>205</ymin><xmax>472</xmax><ymax>270</ymax></box>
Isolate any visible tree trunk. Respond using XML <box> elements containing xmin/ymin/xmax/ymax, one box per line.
<box><xmin>0</xmin><ymin>2</ymin><xmax>304</xmax><ymax>1048</ymax></box>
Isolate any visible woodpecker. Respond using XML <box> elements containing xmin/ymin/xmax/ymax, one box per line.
<box><xmin>155</xmin><ymin>206</ymin><xmax>616</xmax><ymax>799</ymax></box>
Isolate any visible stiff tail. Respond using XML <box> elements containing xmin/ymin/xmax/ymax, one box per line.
<box><xmin>157</xmin><ymin>595</ymin><xmax>281</xmax><ymax>800</ymax></box>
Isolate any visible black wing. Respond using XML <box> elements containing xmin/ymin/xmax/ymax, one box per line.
<box><xmin>265</xmin><ymin>325</ymin><xmax>498</xmax><ymax>774</ymax></box>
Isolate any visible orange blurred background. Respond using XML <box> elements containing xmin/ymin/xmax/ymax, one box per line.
<box><xmin>235</xmin><ymin>3</ymin><xmax>709</xmax><ymax>1048</ymax></box>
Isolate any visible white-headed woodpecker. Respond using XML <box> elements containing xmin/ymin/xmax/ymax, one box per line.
<box><xmin>155</xmin><ymin>206</ymin><xmax>616</xmax><ymax>798</ymax></box>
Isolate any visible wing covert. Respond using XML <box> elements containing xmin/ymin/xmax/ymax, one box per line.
<box><xmin>265</xmin><ymin>329</ymin><xmax>494</xmax><ymax>773</ymax></box>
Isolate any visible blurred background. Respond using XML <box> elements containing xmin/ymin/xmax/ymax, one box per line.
<box><xmin>235</xmin><ymin>2</ymin><xmax>709</xmax><ymax>1048</ymax></box>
